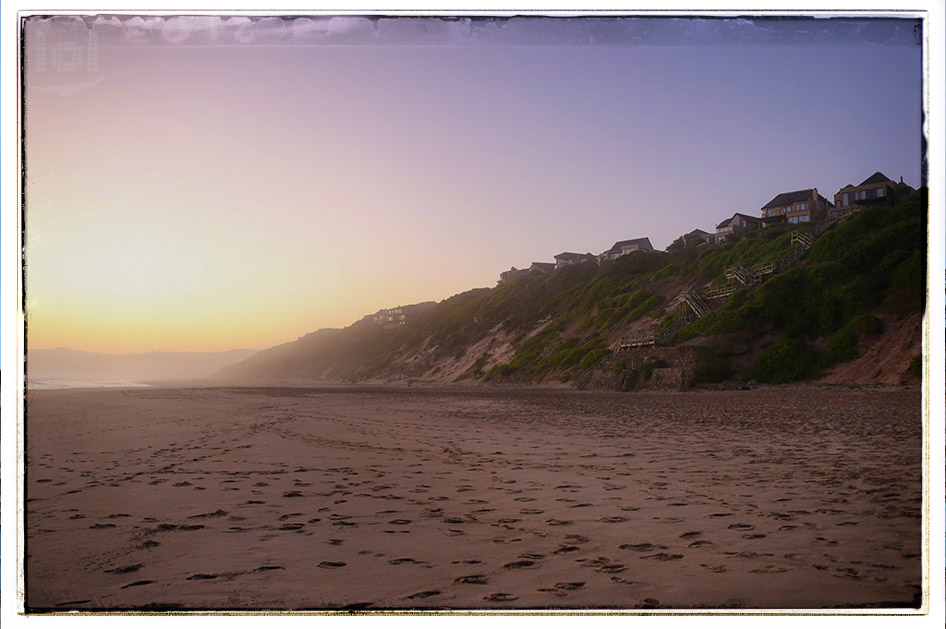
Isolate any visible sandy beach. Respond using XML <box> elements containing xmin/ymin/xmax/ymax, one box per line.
<box><xmin>24</xmin><ymin>385</ymin><xmax>923</xmax><ymax>611</ymax></box>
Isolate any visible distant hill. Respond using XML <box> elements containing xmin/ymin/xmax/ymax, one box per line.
<box><xmin>219</xmin><ymin>190</ymin><xmax>926</xmax><ymax>387</ymax></box>
<box><xmin>29</xmin><ymin>348</ymin><xmax>259</xmax><ymax>383</ymax></box>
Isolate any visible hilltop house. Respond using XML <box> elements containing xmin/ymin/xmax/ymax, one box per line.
<box><xmin>498</xmin><ymin>267</ymin><xmax>529</xmax><ymax>284</ymax></box>
<box><xmin>373</xmin><ymin>307</ymin><xmax>407</xmax><ymax>328</ymax></box>
<box><xmin>554</xmin><ymin>252</ymin><xmax>596</xmax><ymax>269</ymax></box>
<box><xmin>833</xmin><ymin>172</ymin><xmax>913</xmax><ymax>218</ymax></box>
<box><xmin>760</xmin><ymin>188</ymin><xmax>832</xmax><ymax>226</ymax></box>
<box><xmin>687</xmin><ymin>229</ymin><xmax>712</xmax><ymax>244</ymax></box>
<box><xmin>529</xmin><ymin>261</ymin><xmax>556</xmax><ymax>274</ymax></box>
<box><xmin>598</xmin><ymin>237</ymin><xmax>654</xmax><ymax>263</ymax></box>
<box><xmin>715</xmin><ymin>213</ymin><xmax>761</xmax><ymax>242</ymax></box>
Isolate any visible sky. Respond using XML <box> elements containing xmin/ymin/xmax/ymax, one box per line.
<box><xmin>23</xmin><ymin>15</ymin><xmax>924</xmax><ymax>353</ymax></box>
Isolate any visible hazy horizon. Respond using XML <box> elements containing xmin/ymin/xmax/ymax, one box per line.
<box><xmin>24</xmin><ymin>14</ymin><xmax>923</xmax><ymax>353</ymax></box>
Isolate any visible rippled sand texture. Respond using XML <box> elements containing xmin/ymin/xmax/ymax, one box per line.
<box><xmin>25</xmin><ymin>386</ymin><xmax>922</xmax><ymax>611</ymax></box>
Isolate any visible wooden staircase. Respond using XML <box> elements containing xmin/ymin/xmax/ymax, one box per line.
<box><xmin>726</xmin><ymin>265</ymin><xmax>756</xmax><ymax>286</ymax></box>
<box><xmin>577</xmin><ymin>213</ymin><xmax>853</xmax><ymax>388</ymax></box>
<box><xmin>575</xmin><ymin>349</ymin><xmax>614</xmax><ymax>390</ymax></box>
<box><xmin>791</xmin><ymin>231</ymin><xmax>815</xmax><ymax>249</ymax></box>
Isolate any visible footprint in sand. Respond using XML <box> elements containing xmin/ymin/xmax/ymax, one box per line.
<box><xmin>187</xmin><ymin>574</ymin><xmax>218</xmax><ymax>580</ymax></box>
<box><xmin>455</xmin><ymin>574</ymin><xmax>488</xmax><ymax>585</ymax></box>
<box><xmin>700</xmin><ymin>564</ymin><xmax>728</xmax><ymax>573</ymax></box>
<box><xmin>640</xmin><ymin>553</ymin><xmax>684</xmax><ymax>561</ymax></box>
<box><xmin>503</xmin><ymin>560</ymin><xmax>537</xmax><ymax>569</ymax></box>
<box><xmin>596</xmin><ymin>563</ymin><xmax>627</xmax><ymax>574</ymax></box>
<box><xmin>484</xmin><ymin>593</ymin><xmax>518</xmax><ymax>602</ymax></box>
<box><xmin>727</xmin><ymin>523</ymin><xmax>754</xmax><ymax>531</ymax></box>
<box><xmin>555</xmin><ymin>582</ymin><xmax>585</xmax><ymax>590</ymax></box>
<box><xmin>519</xmin><ymin>509</ymin><xmax>544</xmax><ymax>515</ymax></box>
<box><xmin>105</xmin><ymin>564</ymin><xmax>143</xmax><ymax>574</ymax></box>
<box><xmin>598</xmin><ymin>516</ymin><xmax>627</xmax><ymax>523</ymax></box>
<box><xmin>554</xmin><ymin>545</ymin><xmax>580</xmax><ymax>554</ymax></box>
<box><xmin>679</xmin><ymin>531</ymin><xmax>701</xmax><ymax>539</ymax></box>
<box><xmin>318</xmin><ymin>561</ymin><xmax>346</xmax><ymax>569</ymax></box>
<box><xmin>619</xmin><ymin>543</ymin><xmax>667</xmax><ymax>552</ymax></box>
<box><xmin>688</xmin><ymin>540</ymin><xmax>714</xmax><ymax>548</ymax></box>
<box><xmin>254</xmin><ymin>566</ymin><xmax>284</xmax><ymax>571</ymax></box>
<box><xmin>404</xmin><ymin>590</ymin><xmax>440</xmax><ymax>600</ymax></box>
<box><xmin>120</xmin><ymin>580</ymin><xmax>154</xmax><ymax>589</ymax></box>
<box><xmin>190</xmin><ymin>510</ymin><xmax>228</xmax><ymax>519</ymax></box>
<box><xmin>545</xmin><ymin>519</ymin><xmax>571</xmax><ymax>526</ymax></box>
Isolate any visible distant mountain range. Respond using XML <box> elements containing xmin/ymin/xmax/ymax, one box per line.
<box><xmin>28</xmin><ymin>348</ymin><xmax>259</xmax><ymax>383</ymax></box>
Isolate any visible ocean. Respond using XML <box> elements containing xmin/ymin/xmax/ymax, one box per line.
<box><xmin>27</xmin><ymin>379</ymin><xmax>152</xmax><ymax>390</ymax></box>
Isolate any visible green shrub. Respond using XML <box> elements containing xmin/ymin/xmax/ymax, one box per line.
<box><xmin>849</xmin><ymin>314</ymin><xmax>885</xmax><ymax>336</ymax></box>
<box><xmin>692</xmin><ymin>347</ymin><xmax>732</xmax><ymax>383</ymax></box>
<box><xmin>908</xmin><ymin>354</ymin><xmax>922</xmax><ymax>377</ymax></box>
<box><xmin>638</xmin><ymin>361</ymin><xmax>655</xmax><ymax>381</ymax></box>
<box><xmin>751</xmin><ymin>338</ymin><xmax>818</xmax><ymax>383</ymax></box>
<box><xmin>820</xmin><ymin>329</ymin><xmax>858</xmax><ymax>366</ymax></box>
<box><xmin>579</xmin><ymin>348</ymin><xmax>610</xmax><ymax>370</ymax></box>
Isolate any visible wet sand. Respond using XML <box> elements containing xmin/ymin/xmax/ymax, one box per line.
<box><xmin>24</xmin><ymin>385</ymin><xmax>923</xmax><ymax>611</ymax></box>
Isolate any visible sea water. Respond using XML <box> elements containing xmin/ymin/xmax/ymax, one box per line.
<box><xmin>27</xmin><ymin>379</ymin><xmax>152</xmax><ymax>390</ymax></box>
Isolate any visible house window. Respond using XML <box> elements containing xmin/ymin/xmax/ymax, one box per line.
<box><xmin>876</xmin><ymin>187</ymin><xmax>884</xmax><ymax>197</ymax></box>
<box><xmin>842</xmin><ymin>192</ymin><xmax>851</xmax><ymax>206</ymax></box>
<box><xmin>796</xmin><ymin>202</ymin><xmax>808</xmax><ymax>211</ymax></box>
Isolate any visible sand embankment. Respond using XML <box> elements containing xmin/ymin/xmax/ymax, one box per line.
<box><xmin>24</xmin><ymin>386</ymin><xmax>922</xmax><ymax>611</ymax></box>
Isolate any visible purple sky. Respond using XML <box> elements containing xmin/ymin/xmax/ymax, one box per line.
<box><xmin>24</xmin><ymin>16</ymin><xmax>924</xmax><ymax>352</ymax></box>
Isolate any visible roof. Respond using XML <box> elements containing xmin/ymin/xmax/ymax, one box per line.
<box><xmin>859</xmin><ymin>171</ymin><xmax>894</xmax><ymax>186</ymax></box>
<box><xmin>554</xmin><ymin>252</ymin><xmax>593</xmax><ymax>260</ymax></box>
<box><xmin>610</xmin><ymin>237</ymin><xmax>652</xmax><ymax>251</ymax></box>
<box><xmin>717</xmin><ymin>213</ymin><xmax>761</xmax><ymax>229</ymax></box>
<box><xmin>687</xmin><ymin>229</ymin><xmax>709</xmax><ymax>236</ymax></box>
<box><xmin>530</xmin><ymin>262</ymin><xmax>556</xmax><ymax>270</ymax></box>
<box><xmin>762</xmin><ymin>189</ymin><xmax>816</xmax><ymax>209</ymax></box>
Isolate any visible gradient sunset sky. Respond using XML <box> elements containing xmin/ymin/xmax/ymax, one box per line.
<box><xmin>24</xmin><ymin>15</ymin><xmax>923</xmax><ymax>353</ymax></box>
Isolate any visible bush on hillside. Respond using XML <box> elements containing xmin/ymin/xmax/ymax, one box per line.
<box><xmin>751</xmin><ymin>338</ymin><xmax>818</xmax><ymax>383</ymax></box>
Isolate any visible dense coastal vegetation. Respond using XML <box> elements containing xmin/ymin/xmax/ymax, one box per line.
<box><xmin>220</xmin><ymin>190</ymin><xmax>926</xmax><ymax>387</ymax></box>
